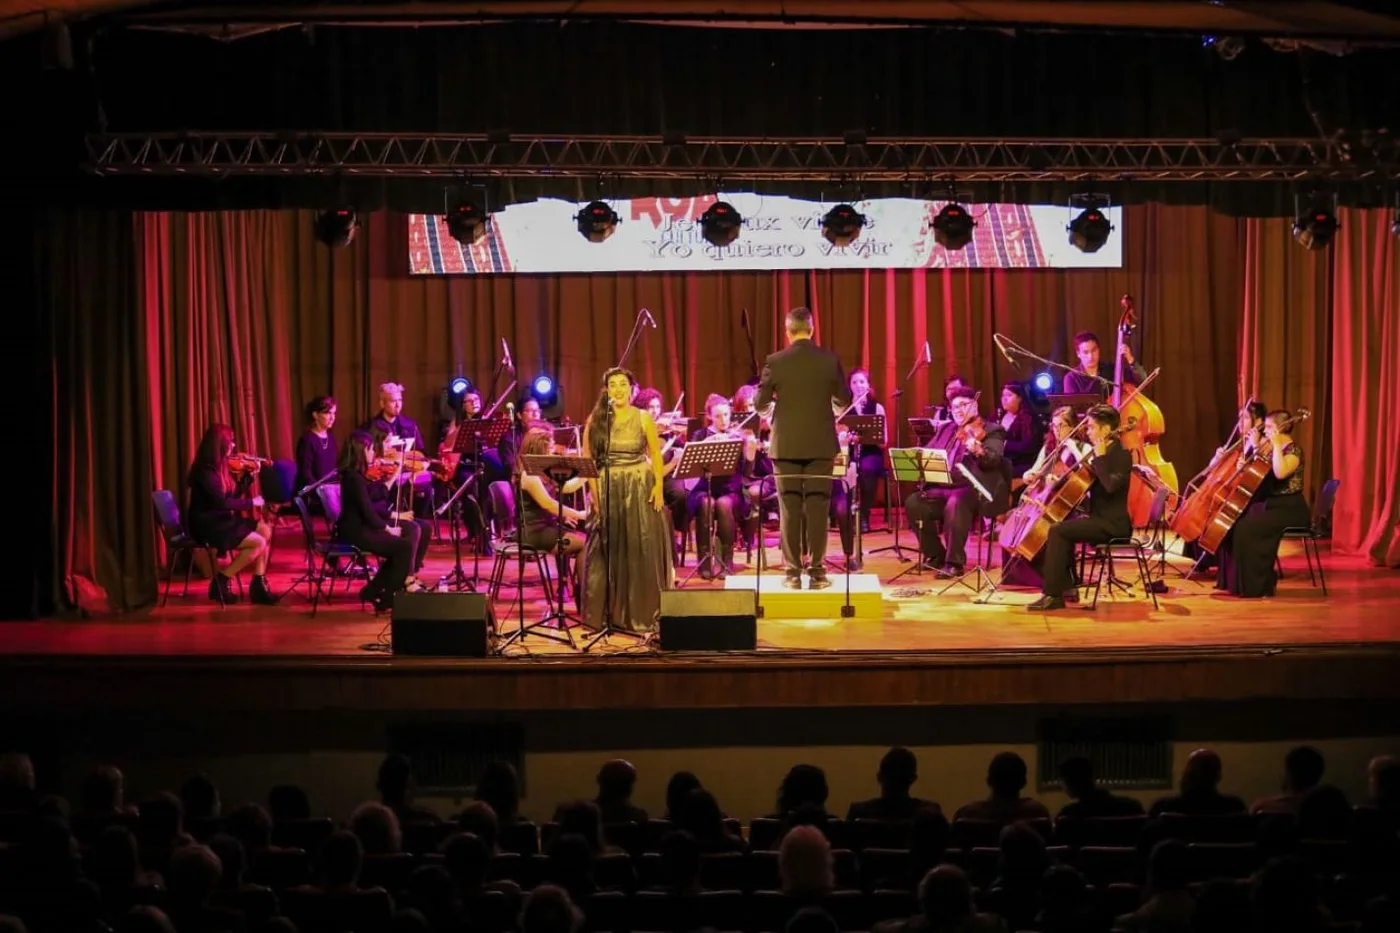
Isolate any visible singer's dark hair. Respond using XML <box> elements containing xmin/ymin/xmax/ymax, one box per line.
<box><xmin>339</xmin><ymin>430</ymin><xmax>375</xmax><ymax>475</ymax></box>
<box><xmin>587</xmin><ymin>367</ymin><xmax>637</xmax><ymax>461</ymax></box>
<box><xmin>944</xmin><ymin>373</ymin><xmax>965</xmax><ymax>390</ymax></box>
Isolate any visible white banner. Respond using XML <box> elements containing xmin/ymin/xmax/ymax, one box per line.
<box><xmin>408</xmin><ymin>194</ymin><xmax>1123</xmax><ymax>274</ymax></box>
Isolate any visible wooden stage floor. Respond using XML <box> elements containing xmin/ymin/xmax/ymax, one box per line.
<box><xmin>3</xmin><ymin>523</ymin><xmax>1398</xmax><ymax>713</ymax></box>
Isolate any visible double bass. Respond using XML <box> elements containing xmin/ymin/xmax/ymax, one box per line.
<box><xmin>1113</xmin><ymin>296</ymin><xmax>1179</xmax><ymax>526</ymax></box>
<box><xmin>1195</xmin><ymin>408</ymin><xmax>1310</xmax><ymax>555</ymax></box>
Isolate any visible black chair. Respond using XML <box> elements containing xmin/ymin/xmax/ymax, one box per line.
<box><xmin>153</xmin><ymin>489</ymin><xmax>241</xmax><ymax>607</ymax></box>
<box><xmin>296</xmin><ymin>494</ymin><xmax>374</xmax><ymax>616</ymax></box>
<box><xmin>1277</xmin><ymin>478</ymin><xmax>1338</xmax><ymax>596</ymax></box>
<box><xmin>487</xmin><ymin>480</ymin><xmax>556</xmax><ymax>605</ymax></box>
<box><xmin>1081</xmin><ymin>485</ymin><xmax>1170</xmax><ymax>610</ymax></box>
<box><xmin>258</xmin><ymin>459</ymin><xmax>300</xmax><ymax>528</ymax></box>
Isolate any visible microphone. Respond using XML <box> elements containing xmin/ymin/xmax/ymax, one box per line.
<box><xmin>506</xmin><ymin>401</ymin><xmax>515</xmax><ymax>422</ymax></box>
<box><xmin>641</xmin><ymin>308</ymin><xmax>657</xmax><ymax>328</ymax></box>
<box><xmin>501</xmin><ymin>338</ymin><xmax>515</xmax><ymax>371</ymax></box>
<box><xmin>993</xmin><ymin>333</ymin><xmax>1017</xmax><ymax>365</ymax></box>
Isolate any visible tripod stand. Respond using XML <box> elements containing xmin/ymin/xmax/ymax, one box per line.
<box><xmin>674</xmin><ymin>438</ymin><xmax>745</xmax><ymax>588</ymax></box>
<box><xmin>937</xmin><ymin>478</ymin><xmax>1001</xmax><ymax>599</ymax></box>
<box><xmin>435</xmin><ymin>476</ymin><xmax>478</xmax><ymax>592</ymax></box>
<box><xmin>886</xmin><ymin>447</ymin><xmax>954</xmax><ymax>585</ymax></box>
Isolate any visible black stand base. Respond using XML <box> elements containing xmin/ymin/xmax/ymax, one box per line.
<box><xmin>939</xmin><ymin>564</ymin><xmax>1000</xmax><ymax>599</ymax></box>
<box><xmin>579</xmin><ymin>623</ymin><xmax>647</xmax><ymax>653</ymax></box>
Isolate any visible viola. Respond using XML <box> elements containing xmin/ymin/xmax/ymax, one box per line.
<box><xmin>1196</xmin><ymin>409</ymin><xmax>1310</xmax><ymax>554</ymax></box>
<box><xmin>1114</xmin><ymin>296</ymin><xmax>1179</xmax><ymax>527</ymax></box>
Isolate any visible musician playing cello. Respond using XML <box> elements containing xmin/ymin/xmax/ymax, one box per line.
<box><xmin>1215</xmin><ymin>410</ymin><xmax>1310</xmax><ymax>599</ymax></box>
<box><xmin>904</xmin><ymin>387</ymin><xmax>1011</xmax><ymax>578</ymax></box>
<box><xmin>1063</xmin><ymin>330</ymin><xmax>1148</xmax><ymax>396</ymax></box>
<box><xmin>1028</xmin><ymin>405</ymin><xmax>1133</xmax><ymax>611</ymax></box>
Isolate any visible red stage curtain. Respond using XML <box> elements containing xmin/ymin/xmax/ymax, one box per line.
<box><xmin>38</xmin><ymin>204</ymin><xmax>1399</xmax><ymax>611</ymax></box>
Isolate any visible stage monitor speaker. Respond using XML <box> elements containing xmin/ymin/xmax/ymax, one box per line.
<box><xmin>391</xmin><ymin>592</ymin><xmax>493</xmax><ymax>657</ymax></box>
<box><xmin>658</xmin><ymin>590</ymin><xmax>757</xmax><ymax>651</ymax></box>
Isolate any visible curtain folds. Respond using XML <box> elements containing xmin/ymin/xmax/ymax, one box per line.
<box><xmin>38</xmin><ymin>203</ymin><xmax>1400</xmax><ymax>612</ymax></box>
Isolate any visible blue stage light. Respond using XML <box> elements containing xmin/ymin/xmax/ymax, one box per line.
<box><xmin>449</xmin><ymin>376</ymin><xmax>473</xmax><ymax>396</ymax></box>
<box><xmin>533</xmin><ymin>376</ymin><xmax>554</xmax><ymax>396</ymax></box>
<box><xmin>1034</xmin><ymin>372</ymin><xmax>1054</xmax><ymax>392</ymax></box>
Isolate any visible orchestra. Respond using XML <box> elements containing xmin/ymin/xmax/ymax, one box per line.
<box><xmin>177</xmin><ymin>304</ymin><xmax>1319</xmax><ymax>617</ymax></box>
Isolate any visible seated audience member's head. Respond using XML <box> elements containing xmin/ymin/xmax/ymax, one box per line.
<box><xmin>778</xmin><ymin>824</ymin><xmax>833</xmax><ymax>897</ymax></box>
<box><xmin>556</xmin><ymin>799</ymin><xmax>607</xmax><ymax>852</ymax></box>
<box><xmin>378</xmin><ymin>753</ymin><xmax>416</xmax><ymax>807</ymax></box>
<box><xmin>1297</xmin><ymin>784</ymin><xmax>1352</xmax><ymax>839</ymax></box>
<box><xmin>391</xmin><ymin>908</ymin><xmax>431</xmax><ymax>932</ymax></box>
<box><xmin>877</xmin><ymin>747</ymin><xmax>919</xmax><ymax>797</ymax></box>
<box><xmin>1283</xmin><ymin>746</ymin><xmax>1326</xmax><ymax>794</ymax></box>
<box><xmin>1039</xmin><ymin>864</ymin><xmax>1088</xmax><ymax>920</ymax></box>
<box><xmin>120</xmin><ymin>906</ymin><xmax>178</xmax><ymax>933</ymax></box>
<box><xmin>22</xmin><ymin>815</ymin><xmax>78</xmax><ymax>879</ymax></box>
<box><xmin>909</xmin><ymin>808</ymin><xmax>951</xmax><ymax>864</ymax></box>
<box><xmin>441</xmin><ymin>831</ymin><xmax>490</xmax><ymax>889</ymax></box>
<box><xmin>456</xmin><ymin>801</ymin><xmax>500</xmax><ymax>852</ymax></box>
<box><xmin>1368</xmin><ymin>755</ymin><xmax>1400</xmax><ymax>808</ymax></box>
<box><xmin>918</xmin><ymin>865</ymin><xmax>975</xmax><ymax>925</ymax></box>
<box><xmin>406</xmin><ymin>863</ymin><xmax>456</xmax><ymax>924</ymax></box>
<box><xmin>1251</xmin><ymin>856</ymin><xmax>1327</xmax><ymax>933</ymax></box>
<box><xmin>0</xmin><ymin>915</ymin><xmax>26</xmax><ymax>933</ymax></box>
<box><xmin>320</xmin><ymin>830</ymin><xmax>364</xmax><ymax>887</ymax></box>
<box><xmin>659</xmin><ymin>830</ymin><xmax>701</xmax><ymax>889</ymax></box>
<box><xmin>226</xmin><ymin>803</ymin><xmax>275</xmax><ymax>852</ymax></box>
<box><xmin>777</xmin><ymin>764</ymin><xmax>829</xmax><ymax>816</ymax></box>
<box><xmin>180</xmin><ymin>774</ymin><xmax>221</xmax><ymax>822</ymax></box>
<box><xmin>1147</xmin><ymin>838</ymin><xmax>1190</xmax><ymax>894</ymax></box>
<box><xmin>998</xmin><ymin>821</ymin><xmax>1049</xmax><ymax>882</ymax></box>
<box><xmin>596</xmin><ymin>759</ymin><xmax>638</xmax><ymax>806</ymax></box>
<box><xmin>547</xmin><ymin>832</ymin><xmax>594</xmax><ymax>888</ymax></box>
<box><xmin>207</xmin><ymin>833</ymin><xmax>247</xmax><ymax>888</ymax></box>
<box><xmin>165</xmin><ymin>844</ymin><xmax>222</xmax><ymax>905</ymax></box>
<box><xmin>1192</xmin><ymin>879</ymin><xmax>1252</xmax><ymax>933</ymax></box>
<box><xmin>139</xmin><ymin>792</ymin><xmax>186</xmax><ymax>845</ymax></box>
<box><xmin>475</xmin><ymin>761</ymin><xmax>522</xmax><ymax>823</ymax></box>
<box><xmin>519</xmin><ymin>884</ymin><xmax>583</xmax><ymax>933</ymax></box>
<box><xmin>1058</xmin><ymin>756</ymin><xmax>1097</xmax><ymax>800</ymax></box>
<box><xmin>91</xmin><ymin>825</ymin><xmax>142</xmax><ymax>887</ymax></box>
<box><xmin>267</xmin><ymin>784</ymin><xmax>311</xmax><ymax>823</ymax></box>
<box><xmin>349</xmin><ymin>801</ymin><xmax>403</xmax><ymax>855</ymax></box>
<box><xmin>82</xmin><ymin>765</ymin><xmax>127</xmax><ymax>815</ymax></box>
<box><xmin>665</xmin><ymin>771</ymin><xmax>702</xmax><ymax>820</ymax></box>
<box><xmin>1180</xmin><ymin>748</ymin><xmax>1224</xmax><ymax>794</ymax></box>
<box><xmin>786</xmin><ymin>907</ymin><xmax>839</xmax><ymax>933</ymax></box>
<box><xmin>987</xmin><ymin>751</ymin><xmax>1030</xmax><ymax>800</ymax></box>
<box><xmin>0</xmin><ymin>752</ymin><xmax>36</xmax><ymax>810</ymax></box>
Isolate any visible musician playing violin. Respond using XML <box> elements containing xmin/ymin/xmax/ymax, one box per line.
<box><xmin>1063</xmin><ymin>330</ymin><xmax>1148</xmax><ymax>397</ymax></box>
<box><xmin>845</xmin><ymin>369</ymin><xmax>888</xmax><ymax>535</ymax></box>
<box><xmin>498</xmin><ymin>397</ymin><xmax>543</xmax><ymax>475</ymax></box>
<box><xmin>1028</xmin><ymin>405</ymin><xmax>1133</xmax><ymax>612</ymax></box>
<box><xmin>186</xmin><ymin>423</ymin><xmax>277</xmax><ymax>605</ymax></box>
<box><xmin>688</xmin><ymin>393</ymin><xmax>758</xmax><ymax>578</ymax></box>
<box><xmin>904</xmin><ymin>387</ymin><xmax>1011</xmax><ymax>577</ymax></box>
<box><xmin>929</xmin><ymin>373</ymin><xmax>969</xmax><ymax>425</ymax></box>
<box><xmin>636</xmin><ymin>388</ymin><xmax>691</xmax><ymax>540</ymax></box>
<box><xmin>515</xmin><ymin>426</ymin><xmax>588</xmax><ymax>594</ymax></box>
<box><xmin>1215</xmin><ymin>410</ymin><xmax>1309</xmax><ymax>599</ymax></box>
<box><xmin>336</xmin><ymin>430</ymin><xmax>422</xmax><ymax>612</ymax></box>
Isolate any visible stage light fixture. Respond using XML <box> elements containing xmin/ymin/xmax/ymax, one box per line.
<box><xmin>932</xmin><ymin>202</ymin><xmax>976</xmax><ymax>251</ymax></box>
<box><xmin>445</xmin><ymin>200</ymin><xmax>489</xmax><ymax>245</ymax></box>
<box><xmin>450</xmin><ymin>376</ymin><xmax>473</xmax><ymax>396</ymax></box>
<box><xmin>314</xmin><ymin>208</ymin><xmax>358</xmax><ymax>248</ymax></box>
<box><xmin>529</xmin><ymin>374</ymin><xmax>564</xmax><ymax>419</ymax></box>
<box><xmin>1293</xmin><ymin>207</ymin><xmax>1339</xmax><ymax>250</ymax></box>
<box><xmin>1034</xmin><ymin>372</ymin><xmax>1054</xmax><ymax>392</ymax></box>
<box><xmin>576</xmin><ymin>201</ymin><xmax>620</xmax><ymax>243</ymax></box>
<box><xmin>698</xmin><ymin>201</ymin><xmax>743</xmax><ymax>247</ymax></box>
<box><xmin>1067</xmin><ymin>206</ymin><xmax>1113</xmax><ymax>253</ymax></box>
<box><xmin>821</xmin><ymin>203</ymin><xmax>867</xmax><ymax>248</ymax></box>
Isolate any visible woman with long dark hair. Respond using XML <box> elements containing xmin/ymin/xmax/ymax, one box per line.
<box><xmin>581</xmin><ymin>367</ymin><xmax>673</xmax><ymax>633</ymax></box>
<box><xmin>1215</xmin><ymin>410</ymin><xmax>1310</xmax><ymax>598</ymax></box>
<box><xmin>516</xmin><ymin>426</ymin><xmax>588</xmax><ymax>592</ymax></box>
<box><xmin>334</xmin><ymin>430</ymin><xmax>423</xmax><ymax>611</ymax></box>
<box><xmin>845</xmin><ymin>368</ymin><xmax>888</xmax><ymax>534</ymax></box>
<box><xmin>186</xmin><ymin>424</ymin><xmax>276</xmax><ymax>604</ymax></box>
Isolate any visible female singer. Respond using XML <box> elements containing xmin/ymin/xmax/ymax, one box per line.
<box><xmin>998</xmin><ymin>383</ymin><xmax>1040</xmax><ymax>482</ymax></box>
<box><xmin>516</xmin><ymin>426</ymin><xmax>589</xmax><ymax>590</ymax></box>
<box><xmin>581</xmin><ymin>368</ymin><xmax>674</xmax><ymax>634</ymax></box>
<box><xmin>1215</xmin><ymin>410</ymin><xmax>1310</xmax><ymax>598</ymax></box>
<box><xmin>186</xmin><ymin>424</ymin><xmax>276</xmax><ymax>605</ymax></box>
<box><xmin>845</xmin><ymin>369</ymin><xmax>888</xmax><ymax>534</ymax></box>
<box><xmin>688</xmin><ymin>393</ymin><xmax>757</xmax><ymax>579</ymax></box>
<box><xmin>295</xmin><ymin>396</ymin><xmax>339</xmax><ymax>498</ymax></box>
<box><xmin>335</xmin><ymin>431</ymin><xmax>425</xmax><ymax>610</ymax></box>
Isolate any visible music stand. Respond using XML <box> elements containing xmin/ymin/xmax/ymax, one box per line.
<box><xmin>1046</xmin><ymin>393</ymin><xmax>1104</xmax><ymax>413</ymax></box>
<box><xmin>937</xmin><ymin>463</ymin><xmax>1001</xmax><ymax>598</ymax></box>
<box><xmin>435</xmin><ymin>477</ymin><xmax>479</xmax><ymax>592</ymax></box>
<box><xmin>451</xmin><ymin>417</ymin><xmax>512</xmax><ymax>575</ymax></box>
<box><xmin>552</xmin><ymin>425</ymin><xmax>582</xmax><ymax>451</ymax></box>
<box><xmin>886</xmin><ymin>447</ymin><xmax>952</xmax><ymax>584</ymax></box>
<box><xmin>871</xmin><ymin>416</ymin><xmax>928</xmax><ymax>561</ymax></box>
<box><xmin>908</xmin><ymin>417</ymin><xmax>938</xmax><ymax>446</ymax></box>
<box><xmin>673</xmin><ymin>438</ymin><xmax>745</xmax><ymax>587</ymax></box>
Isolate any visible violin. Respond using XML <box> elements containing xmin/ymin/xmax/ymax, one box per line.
<box><xmin>956</xmin><ymin>416</ymin><xmax>989</xmax><ymax>455</ymax></box>
<box><xmin>227</xmin><ymin>453</ymin><xmax>269</xmax><ymax>476</ymax></box>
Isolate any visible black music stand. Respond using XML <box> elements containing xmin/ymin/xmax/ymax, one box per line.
<box><xmin>674</xmin><ymin>438</ymin><xmax>745</xmax><ymax>587</ymax></box>
<box><xmin>453</xmin><ymin>416</ymin><xmax>511</xmax><ymax>569</ymax></box>
<box><xmin>435</xmin><ymin>476</ymin><xmax>479</xmax><ymax>592</ymax></box>
<box><xmin>886</xmin><ymin>447</ymin><xmax>953</xmax><ymax>585</ymax></box>
<box><xmin>1047</xmin><ymin>393</ymin><xmax>1104</xmax><ymax>413</ymax></box>
<box><xmin>871</xmin><ymin>417</ymin><xmax>927</xmax><ymax>562</ymax></box>
<box><xmin>937</xmin><ymin>463</ymin><xmax>1002</xmax><ymax>598</ymax></box>
<box><xmin>908</xmin><ymin>417</ymin><xmax>938</xmax><ymax>445</ymax></box>
<box><xmin>552</xmin><ymin>425</ymin><xmax>582</xmax><ymax>451</ymax></box>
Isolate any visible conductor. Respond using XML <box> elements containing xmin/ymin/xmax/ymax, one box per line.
<box><xmin>755</xmin><ymin>307</ymin><xmax>853</xmax><ymax>590</ymax></box>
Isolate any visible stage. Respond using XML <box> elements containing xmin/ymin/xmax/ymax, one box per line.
<box><xmin>3</xmin><ymin>522</ymin><xmax>1398</xmax><ymax>717</ymax></box>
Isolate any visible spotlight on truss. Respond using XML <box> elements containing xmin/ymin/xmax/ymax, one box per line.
<box><xmin>698</xmin><ymin>200</ymin><xmax>743</xmax><ymax>247</ymax></box>
<box><xmin>821</xmin><ymin>203</ymin><xmax>866</xmax><ymax>248</ymax></box>
<box><xmin>576</xmin><ymin>201</ymin><xmax>620</xmax><ymax>243</ymax></box>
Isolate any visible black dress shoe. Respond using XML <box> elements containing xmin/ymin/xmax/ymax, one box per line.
<box><xmin>1027</xmin><ymin>595</ymin><xmax>1067</xmax><ymax>611</ymax></box>
<box><xmin>208</xmin><ymin>574</ymin><xmax>238</xmax><ymax>604</ymax></box>
<box><xmin>808</xmin><ymin>571</ymin><xmax>831</xmax><ymax>590</ymax></box>
<box><xmin>936</xmin><ymin>564</ymin><xmax>963</xmax><ymax>579</ymax></box>
<box><xmin>847</xmin><ymin>555</ymin><xmax>864</xmax><ymax>573</ymax></box>
<box><xmin>782</xmin><ymin>574</ymin><xmax>803</xmax><ymax>590</ymax></box>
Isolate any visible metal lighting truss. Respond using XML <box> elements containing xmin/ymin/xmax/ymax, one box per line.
<box><xmin>83</xmin><ymin>132</ymin><xmax>1400</xmax><ymax>181</ymax></box>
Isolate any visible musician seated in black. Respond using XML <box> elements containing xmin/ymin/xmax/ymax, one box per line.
<box><xmin>515</xmin><ymin>426</ymin><xmax>588</xmax><ymax>593</ymax></box>
<box><xmin>186</xmin><ymin>423</ymin><xmax>276</xmax><ymax>605</ymax></box>
<box><xmin>365</xmin><ymin>380</ymin><xmax>436</xmax><ymax>517</ymax></box>
<box><xmin>1000</xmin><ymin>406</ymin><xmax>1089</xmax><ymax>588</ymax></box>
<box><xmin>846</xmin><ymin>369</ymin><xmax>889</xmax><ymax>534</ymax></box>
<box><xmin>687</xmin><ymin>393</ymin><xmax>758</xmax><ymax>578</ymax></box>
<box><xmin>498</xmin><ymin>397</ymin><xmax>544</xmax><ymax>475</ymax></box>
<box><xmin>364</xmin><ymin>441</ymin><xmax>433</xmax><ymax>589</ymax></box>
<box><xmin>1184</xmin><ymin>400</ymin><xmax>1268</xmax><ymax>569</ymax></box>
<box><xmin>295</xmin><ymin>395</ymin><xmax>339</xmax><ymax>502</ymax></box>
<box><xmin>636</xmin><ymin>388</ymin><xmax>691</xmax><ymax>537</ymax></box>
<box><xmin>1215</xmin><ymin>410</ymin><xmax>1310</xmax><ymax>598</ymax></box>
<box><xmin>1063</xmin><ymin>330</ymin><xmax>1148</xmax><ymax>397</ymax></box>
<box><xmin>904</xmin><ymin>388</ymin><xmax>1011</xmax><ymax>577</ymax></box>
<box><xmin>928</xmin><ymin>373</ymin><xmax>968</xmax><ymax>425</ymax></box>
<box><xmin>998</xmin><ymin>383</ymin><xmax>1041</xmax><ymax>486</ymax></box>
<box><xmin>335</xmin><ymin>430</ymin><xmax>423</xmax><ymax>611</ymax></box>
<box><xmin>1028</xmin><ymin>405</ymin><xmax>1133</xmax><ymax>611</ymax></box>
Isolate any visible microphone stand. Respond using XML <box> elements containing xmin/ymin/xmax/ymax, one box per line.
<box><xmin>869</xmin><ymin>354</ymin><xmax>928</xmax><ymax>561</ymax></box>
<box><xmin>995</xmin><ymin>334</ymin><xmax>1117</xmax><ymax>394</ymax></box>
<box><xmin>616</xmin><ymin>309</ymin><xmax>651</xmax><ymax>370</ymax></box>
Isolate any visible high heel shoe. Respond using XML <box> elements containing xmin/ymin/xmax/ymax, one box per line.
<box><xmin>208</xmin><ymin>573</ymin><xmax>238</xmax><ymax>604</ymax></box>
<box><xmin>250</xmin><ymin>575</ymin><xmax>278</xmax><ymax>606</ymax></box>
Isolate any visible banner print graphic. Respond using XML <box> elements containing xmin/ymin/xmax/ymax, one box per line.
<box><xmin>407</xmin><ymin>195</ymin><xmax>1124</xmax><ymax>274</ymax></box>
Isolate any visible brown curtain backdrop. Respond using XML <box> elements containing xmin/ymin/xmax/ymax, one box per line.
<box><xmin>42</xmin><ymin>203</ymin><xmax>1399</xmax><ymax>612</ymax></box>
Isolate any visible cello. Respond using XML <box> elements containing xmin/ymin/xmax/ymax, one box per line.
<box><xmin>1196</xmin><ymin>408</ymin><xmax>1310</xmax><ymax>555</ymax></box>
<box><xmin>1113</xmin><ymin>296</ymin><xmax>1179</xmax><ymax>526</ymax></box>
<box><xmin>1170</xmin><ymin>392</ymin><xmax>1254</xmax><ymax>543</ymax></box>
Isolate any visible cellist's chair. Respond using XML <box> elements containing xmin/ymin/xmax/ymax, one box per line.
<box><xmin>1277</xmin><ymin>478</ymin><xmax>1338</xmax><ymax>597</ymax></box>
<box><xmin>1081</xmin><ymin>485</ymin><xmax>1170</xmax><ymax>611</ymax></box>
